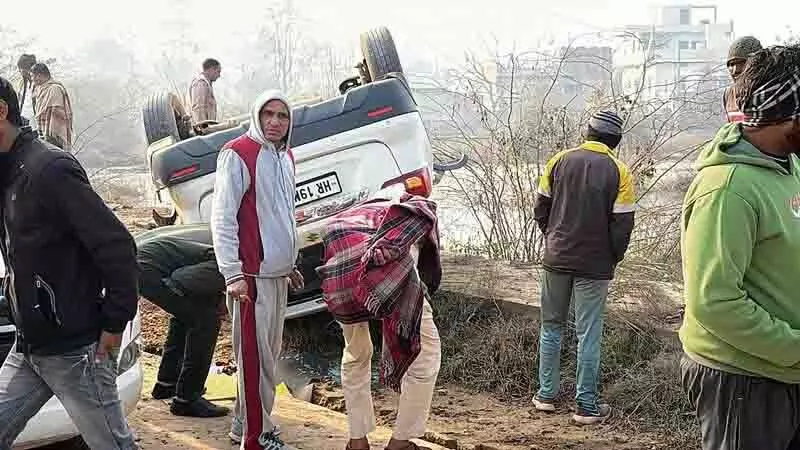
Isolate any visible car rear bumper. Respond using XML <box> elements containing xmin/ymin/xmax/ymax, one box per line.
<box><xmin>287</xmin><ymin>295</ymin><xmax>328</xmax><ymax>320</ymax></box>
<box><xmin>12</xmin><ymin>361</ymin><xmax>143</xmax><ymax>449</ymax></box>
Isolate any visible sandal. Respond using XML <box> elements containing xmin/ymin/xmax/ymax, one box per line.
<box><xmin>385</xmin><ymin>442</ymin><xmax>432</xmax><ymax>450</ymax></box>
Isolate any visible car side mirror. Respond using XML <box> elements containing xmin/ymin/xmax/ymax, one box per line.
<box><xmin>432</xmin><ymin>154</ymin><xmax>468</xmax><ymax>185</ymax></box>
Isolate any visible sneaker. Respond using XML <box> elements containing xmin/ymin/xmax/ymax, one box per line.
<box><xmin>229</xmin><ymin>416</ymin><xmax>243</xmax><ymax>444</ymax></box>
<box><xmin>532</xmin><ymin>395</ymin><xmax>556</xmax><ymax>412</ymax></box>
<box><xmin>572</xmin><ymin>403</ymin><xmax>612</xmax><ymax>425</ymax></box>
<box><xmin>170</xmin><ymin>397</ymin><xmax>230</xmax><ymax>418</ymax></box>
<box><xmin>258</xmin><ymin>431</ymin><xmax>288</xmax><ymax>450</ymax></box>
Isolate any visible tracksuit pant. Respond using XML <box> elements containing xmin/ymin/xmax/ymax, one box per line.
<box><xmin>229</xmin><ymin>277</ymin><xmax>288</xmax><ymax>450</ymax></box>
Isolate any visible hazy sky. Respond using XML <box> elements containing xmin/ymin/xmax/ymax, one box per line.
<box><xmin>4</xmin><ymin>0</ymin><xmax>797</xmax><ymax>70</ymax></box>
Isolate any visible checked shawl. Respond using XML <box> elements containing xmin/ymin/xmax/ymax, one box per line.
<box><xmin>316</xmin><ymin>194</ymin><xmax>441</xmax><ymax>391</ymax></box>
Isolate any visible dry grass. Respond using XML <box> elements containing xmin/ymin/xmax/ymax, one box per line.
<box><xmin>431</xmin><ymin>290</ymin><xmax>697</xmax><ymax>443</ymax></box>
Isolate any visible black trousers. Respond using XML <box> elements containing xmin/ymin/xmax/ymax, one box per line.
<box><xmin>681</xmin><ymin>354</ymin><xmax>800</xmax><ymax>450</ymax></box>
<box><xmin>139</xmin><ymin>260</ymin><xmax>223</xmax><ymax>402</ymax></box>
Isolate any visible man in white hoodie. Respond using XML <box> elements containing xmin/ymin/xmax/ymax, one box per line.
<box><xmin>211</xmin><ymin>90</ymin><xmax>303</xmax><ymax>450</ymax></box>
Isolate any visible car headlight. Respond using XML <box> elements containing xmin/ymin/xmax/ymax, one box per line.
<box><xmin>117</xmin><ymin>338</ymin><xmax>141</xmax><ymax>374</ymax></box>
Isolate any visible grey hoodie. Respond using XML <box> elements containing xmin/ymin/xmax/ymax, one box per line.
<box><xmin>210</xmin><ymin>90</ymin><xmax>298</xmax><ymax>282</ymax></box>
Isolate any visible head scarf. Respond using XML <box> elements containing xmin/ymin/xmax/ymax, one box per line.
<box><xmin>728</xmin><ymin>36</ymin><xmax>763</xmax><ymax>64</ymax></box>
<box><xmin>738</xmin><ymin>47</ymin><xmax>800</xmax><ymax>127</ymax></box>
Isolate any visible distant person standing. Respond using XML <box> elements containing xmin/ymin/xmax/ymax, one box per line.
<box><xmin>723</xmin><ymin>36</ymin><xmax>762</xmax><ymax>123</ymax></box>
<box><xmin>189</xmin><ymin>58</ymin><xmax>221</xmax><ymax>124</ymax></box>
<box><xmin>15</xmin><ymin>54</ymin><xmax>37</xmax><ymax>132</ymax></box>
<box><xmin>31</xmin><ymin>63</ymin><xmax>73</xmax><ymax>151</ymax></box>
<box><xmin>532</xmin><ymin>111</ymin><xmax>636</xmax><ymax>424</ymax></box>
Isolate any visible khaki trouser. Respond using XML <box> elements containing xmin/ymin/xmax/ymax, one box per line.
<box><xmin>228</xmin><ymin>277</ymin><xmax>288</xmax><ymax>449</ymax></box>
<box><xmin>340</xmin><ymin>299</ymin><xmax>441</xmax><ymax>441</ymax></box>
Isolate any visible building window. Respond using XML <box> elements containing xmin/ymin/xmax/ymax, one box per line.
<box><xmin>679</xmin><ymin>63</ymin><xmax>690</xmax><ymax>69</ymax></box>
<box><xmin>679</xmin><ymin>41</ymin><xmax>690</xmax><ymax>50</ymax></box>
<box><xmin>680</xmin><ymin>8</ymin><xmax>691</xmax><ymax>25</ymax></box>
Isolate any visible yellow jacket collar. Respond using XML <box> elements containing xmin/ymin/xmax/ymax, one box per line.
<box><xmin>580</xmin><ymin>141</ymin><xmax>614</xmax><ymax>155</ymax></box>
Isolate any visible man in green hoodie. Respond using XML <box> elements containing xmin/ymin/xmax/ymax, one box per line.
<box><xmin>680</xmin><ymin>44</ymin><xmax>800</xmax><ymax>450</ymax></box>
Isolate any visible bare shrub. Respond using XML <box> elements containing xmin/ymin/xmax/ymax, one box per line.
<box><xmin>432</xmin><ymin>290</ymin><xmax>695</xmax><ymax>441</ymax></box>
<box><xmin>427</xmin><ymin>33</ymin><xmax>725</xmax><ymax>278</ymax></box>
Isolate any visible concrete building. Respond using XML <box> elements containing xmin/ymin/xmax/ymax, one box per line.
<box><xmin>408</xmin><ymin>74</ymin><xmax>484</xmax><ymax>139</ymax></box>
<box><xmin>615</xmin><ymin>4</ymin><xmax>734</xmax><ymax>108</ymax></box>
<box><xmin>558</xmin><ymin>46</ymin><xmax>614</xmax><ymax>105</ymax></box>
<box><xmin>479</xmin><ymin>47</ymin><xmax>614</xmax><ymax>118</ymax></box>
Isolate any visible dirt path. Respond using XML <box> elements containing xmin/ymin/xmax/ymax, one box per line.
<box><xmin>130</xmin><ymin>353</ymin><xmax>678</xmax><ymax>450</ymax></box>
<box><xmin>122</xmin><ymin>205</ymin><xmax>689</xmax><ymax>450</ymax></box>
<box><xmin>129</xmin><ymin>353</ymin><xmax>447</xmax><ymax>450</ymax></box>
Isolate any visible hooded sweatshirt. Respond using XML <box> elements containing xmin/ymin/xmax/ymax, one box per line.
<box><xmin>680</xmin><ymin>122</ymin><xmax>800</xmax><ymax>383</ymax></box>
<box><xmin>211</xmin><ymin>90</ymin><xmax>297</xmax><ymax>283</ymax></box>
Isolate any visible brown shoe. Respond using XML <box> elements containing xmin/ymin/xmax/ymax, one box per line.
<box><xmin>346</xmin><ymin>438</ymin><xmax>370</xmax><ymax>450</ymax></box>
<box><xmin>385</xmin><ymin>441</ymin><xmax>431</xmax><ymax>450</ymax></box>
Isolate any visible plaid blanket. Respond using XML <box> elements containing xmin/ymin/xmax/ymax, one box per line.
<box><xmin>316</xmin><ymin>194</ymin><xmax>441</xmax><ymax>391</ymax></box>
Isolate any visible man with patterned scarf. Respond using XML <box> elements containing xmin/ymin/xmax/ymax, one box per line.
<box><xmin>317</xmin><ymin>191</ymin><xmax>442</xmax><ymax>450</ymax></box>
<box><xmin>680</xmin><ymin>44</ymin><xmax>800</xmax><ymax>449</ymax></box>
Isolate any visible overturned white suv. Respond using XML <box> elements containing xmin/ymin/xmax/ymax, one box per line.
<box><xmin>140</xmin><ymin>27</ymin><xmax>464</xmax><ymax>319</ymax></box>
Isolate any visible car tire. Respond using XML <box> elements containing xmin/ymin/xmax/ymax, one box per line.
<box><xmin>360</xmin><ymin>27</ymin><xmax>404</xmax><ymax>82</ymax></box>
<box><xmin>142</xmin><ymin>92</ymin><xmax>189</xmax><ymax>145</ymax></box>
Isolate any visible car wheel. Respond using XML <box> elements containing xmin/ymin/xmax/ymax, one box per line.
<box><xmin>142</xmin><ymin>92</ymin><xmax>190</xmax><ymax>145</ymax></box>
<box><xmin>359</xmin><ymin>27</ymin><xmax>404</xmax><ymax>82</ymax></box>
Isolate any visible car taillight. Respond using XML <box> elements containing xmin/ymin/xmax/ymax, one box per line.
<box><xmin>368</xmin><ymin>106</ymin><xmax>393</xmax><ymax>118</ymax></box>
<box><xmin>382</xmin><ymin>168</ymin><xmax>432</xmax><ymax>198</ymax></box>
<box><xmin>169</xmin><ymin>165</ymin><xmax>199</xmax><ymax>182</ymax></box>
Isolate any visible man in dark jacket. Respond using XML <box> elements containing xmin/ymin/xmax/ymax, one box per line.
<box><xmin>531</xmin><ymin>110</ymin><xmax>636</xmax><ymax>424</ymax></box>
<box><xmin>137</xmin><ymin>233</ymin><xmax>229</xmax><ymax>418</ymax></box>
<box><xmin>0</xmin><ymin>77</ymin><xmax>139</xmax><ymax>449</ymax></box>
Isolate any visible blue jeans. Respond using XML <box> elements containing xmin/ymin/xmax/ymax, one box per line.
<box><xmin>536</xmin><ymin>269</ymin><xmax>609</xmax><ymax>414</ymax></box>
<box><xmin>0</xmin><ymin>342</ymin><xmax>137</xmax><ymax>450</ymax></box>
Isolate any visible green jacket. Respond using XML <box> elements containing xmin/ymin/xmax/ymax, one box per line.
<box><xmin>680</xmin><ymin>123</ymin><xmax>800</xmax><ymax>383</ymax></box>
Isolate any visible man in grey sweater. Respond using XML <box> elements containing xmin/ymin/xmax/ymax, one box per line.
<box><xmin>210</xmin><ymin>90</ymin><xmax>303</xmax><ymax>450</ymax></box>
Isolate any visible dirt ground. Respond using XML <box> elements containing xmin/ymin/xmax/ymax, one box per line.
<box><xmin>126</xmin><ymin>353</ymin><xmax>448</xmax><ymax>450</ymax></box>
<box><xmin>124</xmin><ymin>349</ymin><xmax>676</xmax><ymax>450</ymax></box>
<box><xmin>120</xmin><ymin>205</ymin><xmax>689</xmax><ymax>450</ymax></box>
<box><xmin>139</xmin><ymin>287</ymin><xmax>682</xmax><ymax>450</ymax></box>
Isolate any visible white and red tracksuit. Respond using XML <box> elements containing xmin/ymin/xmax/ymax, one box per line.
<box><xmin>211</xmin><ymin>90</ymin><xmax>297</xmax><ymax>450</ymax></box>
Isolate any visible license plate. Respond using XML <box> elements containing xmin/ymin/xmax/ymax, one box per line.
<box><xmin>295</xmin><ymin>172</ymin><xmax>342</xmax><ymax>207</ymax></box>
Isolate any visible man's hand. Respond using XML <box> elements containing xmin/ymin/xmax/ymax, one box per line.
<box><xmin>287</xmin><ymin>268</ymin><xmax>304</xmax><ymax>291</ymax></box>
<box><xmin>227</xmin><ymin>279</ymin><xmax>251</xmax><ymax>303</ymax></box>
<box><xmin>372</xmin><ymin>248</ymin><xmax>399</xmax><ymax>266</ymax></box>
<box><xmin>95</xmin><ymin>331</ymin><xmax>123</xmax><ymax>363</ymax></box>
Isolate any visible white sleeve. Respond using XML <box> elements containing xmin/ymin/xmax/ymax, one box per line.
<box><xmin>210</xmin><ymin>148</ymin><xmax>249</xmax><ymax>285</ymax></box>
